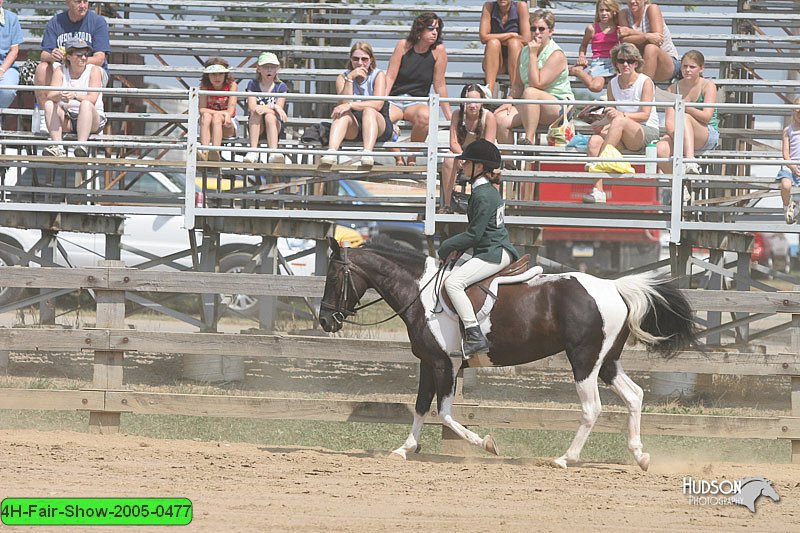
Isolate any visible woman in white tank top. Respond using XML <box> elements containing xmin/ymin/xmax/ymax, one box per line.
<box><xmin>618</xmin><ymin>0</ymin><xmax>680</xmax><ymax>82</ymax></box>
<box><xmin>43</xmin><ymin>37</ymin><xmax>105</xmax><ymax>158</ymax></box>
<box><xmin>584</xmin><ymin>43</ymin><xmax>660</xmax><ymax>204</ymax></box>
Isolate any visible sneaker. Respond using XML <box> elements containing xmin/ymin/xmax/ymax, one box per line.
<box><xmin>73</xmin><ymin>146</ymin><xmax>88</xmax><ymax>158</ymax></box>
<box><xmin>317</xmin><ymin>154</ymin><xmax>336</xmax><ymax>169</ymax></box>
<box><xmin>582</xmin><ymin>187</ymin><xmax>607</xmax><ymax>204</ymax></box>
<box><xmin>37</xmin><ymin>113</ymin><xmax>48</xmax><ymax>135</ymax></box>
<box><xmin>785</xmin><ymin>202</ymin><xmax>799</xmax><ymax>225</ymax></box>
<box><xmin>243</xmin><ymin>151</ymin><xmax>259</xmax><ymax>164</ymax></box>
<box><xmin>685</xmin><ymin>162</ymin><xmax>702</xmax><ymax>174</ymax></box>
<box><xmin>268</xmin><ymin>152</ymin><xmax>286</xmax><ymax>164</ymax></box>
<box><xmin>360</xmin><ymin>155</ymin><xmax>374</xmax><ymax>169</ymax></box>
<box><xmin>44</xmin><ymin>145</ymin><xmax>65</xmax><ymax>157</ymax></box>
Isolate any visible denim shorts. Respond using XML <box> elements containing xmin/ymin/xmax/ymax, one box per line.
<box><xmin>585</xmin><ymin>57</ymin><xmax>615</xmax><ymax>78</ymax></box>
<box><xmin>670</xmin><ymin>56</ymin><xmax>682</xmax><ymax>80</ymax></box>
<box><xmin>697</xmin><ymin>125</ymin><xmax>719</xmax><ymax>153</ymax></box>
<box><xmin>389</xmin><ymin>94</ymin><xmax>426</xmax><ymax>110</ymax></box>
<box><xmin>777</xmin><ymin>167</ymin><xmax>800</xmax><ymax>186</ymax></box>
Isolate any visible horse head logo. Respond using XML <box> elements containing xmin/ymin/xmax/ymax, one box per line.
<box><xmin>730</xmin><ymin>476</ymin><xmax>780</xmax><ymax>513</ymax></box>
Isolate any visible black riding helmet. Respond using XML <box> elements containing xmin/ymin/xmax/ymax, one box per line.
<box><xmin>455</xmin><ymin>139</ymin><xmax>502</xmax><ymax>178</ymax></box>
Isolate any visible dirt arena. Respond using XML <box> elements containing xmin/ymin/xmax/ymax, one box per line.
<box><xmin>1</xmin><ymin>429</ymin><xmax>797</xmax><ymax>532</ymax></box>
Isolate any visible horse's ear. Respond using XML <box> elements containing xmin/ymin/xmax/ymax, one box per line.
<box><xmin>328</xmin><ymin>236</ymin><xmax>341</xmax><ymax>260</ymax></box>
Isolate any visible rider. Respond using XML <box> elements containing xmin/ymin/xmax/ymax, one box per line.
<box><xmin>439</xmin><ymin>139</ymin><xmax>520</xmax><ymax>358</ymax></box>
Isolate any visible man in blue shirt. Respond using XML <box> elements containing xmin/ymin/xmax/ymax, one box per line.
<box><xmin>34</xmin><ymin>0</ymin><xmax>110</xmax><ymax>131</ymax></box>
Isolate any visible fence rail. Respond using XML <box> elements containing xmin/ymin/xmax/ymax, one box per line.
<box><xmin>0</xmin><ymin>264</ymin><xmax>798</xmax><ymax>461</ymax></box>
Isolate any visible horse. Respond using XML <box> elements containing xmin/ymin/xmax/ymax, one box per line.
<box><xmin>318</xmin><ymin>238</ymin><xmax>695</xmax><ymax>470</ymax></box>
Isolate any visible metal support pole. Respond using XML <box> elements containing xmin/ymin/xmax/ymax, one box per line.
<box><xmin>199</xmin><ymin>231</ymin><xmax>218</xmax><ymax>332</ymax></box>
<box><xmin>424</xmin><ymin>93</ymin><xmax>440</xmax><ymax>237</ymax></box>
<box><xmin>184</xmin><ymin>87</ymin><xmax>199</xmax><ymax>231</ymax></box>
<box><xmin>669</xmin><ymin>100</ymin><xmax>686</xmax><ymax>245</ymax></box>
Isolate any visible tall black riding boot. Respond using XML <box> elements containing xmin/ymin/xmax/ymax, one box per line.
<box><xmin>449</xmin><ymin>326</ymin><xmax>489</xmax><ymax>358</ymax></box>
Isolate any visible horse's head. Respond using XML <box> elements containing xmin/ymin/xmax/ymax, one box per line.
<box><xmin>319</xmin><ymin>237</ymin><xmax>368</xmax><ymax>333</ymax></box>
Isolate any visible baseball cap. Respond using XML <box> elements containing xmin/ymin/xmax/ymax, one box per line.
<box><xmin>64</xmin><ymin>36</ymin><xmax>92</xmax><ymax>53</ymax></box>
<box><xmin>258</xmin><ymin>52</ymin><xmax>280</xmax><ymax>66</ymax></box>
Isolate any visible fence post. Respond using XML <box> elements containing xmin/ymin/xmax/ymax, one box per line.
<box><xmin>792</xmin><ymin>286</ymin><xmax>799</xmax><ymax>463</ymax></box>
<box><xmin>89</xmin><ymin>260</ymin><xmax>125</xmax><ymax>434</ymax></box>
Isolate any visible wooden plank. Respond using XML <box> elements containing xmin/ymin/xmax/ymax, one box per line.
<box><xmin>108</xmin><ymin>270</ymin><xmax>325</xmax><ymax>296</ymax></box>
<box><xmin>0</xmin><ymin>267</ymin><xmax>109</xmax><ymax>290</ymax></box>
<box><xmin>104</xmin><ymin>392</ymin><xmax>800</xmax><ymax>440</ymax></box>
<box><xmin>0</xmin><ymin>329</ymin><xmax>108</xmax><ymax>351</ymax></box>
<box><xmin>0</xmin><ymin>389</ymin><xmax>104</xmax><ymax>411</ymax></box>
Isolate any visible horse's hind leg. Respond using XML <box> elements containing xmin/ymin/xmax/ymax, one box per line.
<box><xmin>391</xmin><ymin>362</ymin><xmax>435</xmax><ymax>459</ymax></box>
<box><xmin>600</xmin><ymin>359</ymin><xmax>650</xmax><ymax>471</ymax></box>
<box><xmin>554</xmin><ymin>370</ymin><xmax>601</xmax><ymax>468</ymax></box>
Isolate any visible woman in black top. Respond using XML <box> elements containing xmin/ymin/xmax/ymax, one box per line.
<box><xmin>385</xmin><ymin>12</ymin><xmax>452</xmax><ymax>164</ymax></box>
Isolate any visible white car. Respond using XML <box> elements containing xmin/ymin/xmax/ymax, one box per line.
<box><xmin>0</xmin><ymin>167</ymin><xmax>363</xmax><ymax>315</ymax></box>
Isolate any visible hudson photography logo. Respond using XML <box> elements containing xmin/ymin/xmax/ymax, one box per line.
<box><xmin>683</xmin><ymin>476</ymin><xmax>781</xmax><ymax>513</ymax></box>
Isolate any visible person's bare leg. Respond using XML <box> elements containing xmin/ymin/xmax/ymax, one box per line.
<box><xmin>405</xmin><ymin>104</ymin><xmax>429</xmax><ymax>165</ymax></box>
<box><xmin>483</xmin><ymin>38</ymin><xmax>502</xmax><ymax>94</ymax></box>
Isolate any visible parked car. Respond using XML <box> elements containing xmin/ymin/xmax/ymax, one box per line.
<box><xmin>752</xmin><ymin>232</ymin><xmax>791</xmax><ymax>275</ymax></box>
<box><xmin>0</xmin><ymin>168</ymin><xmax>363</xmax><ymax>314</ymax></box>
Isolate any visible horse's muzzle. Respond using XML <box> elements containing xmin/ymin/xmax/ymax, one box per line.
<box><xmin>318</xmin><ymin>311</ymin><xmax>343</xmax><ymax>333</ymax></box>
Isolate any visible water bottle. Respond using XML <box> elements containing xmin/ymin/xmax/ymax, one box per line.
<box><xmin>31</xmin><ymin>102</ymin><xmax>41</xmax><ymax>134</ymax></box>
<box><xmin>645</xmin><ymin>141</ymin><xmax>657</xmax><ymax>175</ymax></box>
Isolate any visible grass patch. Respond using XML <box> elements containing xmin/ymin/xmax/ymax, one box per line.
<box><xmin>0</xmin><ymin>410</ymin><xmax>790</xmax><ymax>464</ymax></box>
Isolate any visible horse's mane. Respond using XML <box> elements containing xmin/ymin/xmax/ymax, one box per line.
<box><xmin>359</xmin><ymin>238</ymin><xmax>428</xmax><ymax>277</ymax></box>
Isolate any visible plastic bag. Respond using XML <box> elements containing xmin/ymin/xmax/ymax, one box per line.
<box><xmin>546</xmin><ymin>106</ymin><xmax>574</xmax><ymax>147</ymax></box>
<box><xmin>586</xmin><ymin>144</ymin><xmax>635</xmax><ymax>174</ymax></box>
<box><xmin>566</xmin><ymin>133</ymin><xmax>589</xmax><ymax>151</ymax></box>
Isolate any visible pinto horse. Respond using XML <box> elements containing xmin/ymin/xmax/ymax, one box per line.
<box><xmin>318</xmin><ymin>238</ymin><xmax>694</xmax><ymax>470</ymax></box>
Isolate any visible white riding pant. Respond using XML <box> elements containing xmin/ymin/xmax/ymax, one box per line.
<box><xmin>444</xmin><ymin>249</ymin><xmax>511</xmax><ymax>329</ymax></box>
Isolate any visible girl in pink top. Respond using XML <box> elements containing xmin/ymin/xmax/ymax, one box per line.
<box><xmin>570</xmin><ymin>0</ymin><xmax>620</xmax><ymax>95</ymax></box>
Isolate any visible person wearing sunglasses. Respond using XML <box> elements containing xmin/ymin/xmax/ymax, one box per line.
<box><xmin>385</xmin><ymin>11</ymin><xmax>452</xmax><ymax>165</ymax></box>
<box><xmin>319</xmin><ymin>41</ymin><xmax>393</xmax><ymax>170</ymax></box>
<box><xmin>494</xmin><ymin>9</ymin><xmax>573</xmax><ymax>150</ymax></box>
<box><xmin>478</xmin><ymin>0</ymin><xmax>531</xmax><ymax>98</ymax></box>
<box><xmin>618</xmin><ymin>0</ymin><xmax>679</xmax><ymax>83</ymax></box>
<box><xmin>42</xmin><ymin>36</ymin><xmax>106</xmax><ymax>158</ymax></box>
<box><xmin>583</xmin><ymin>43</ymin><xmax>659</xmax><ymax>203</ymax></box>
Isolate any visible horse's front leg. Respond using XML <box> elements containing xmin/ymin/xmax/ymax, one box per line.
<box><xmin>391</xmin><ymin>362</ymin><xmax>435</xmax><ymax>459</ymax></box>
<box><xmin>436</xmin><ymin>358</ymin><xmax>499</xmax><ymax>455</ymax></box>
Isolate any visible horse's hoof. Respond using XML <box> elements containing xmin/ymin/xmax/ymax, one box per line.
<box><xmin>414</xmin><ymin>444</ymin><xmax>422</xmax><ymax>454</ymax></box>
<box><xmin>637</xmin><ymin>453</ymin><xmax>651</xmax><ymax>471</ymax></box>
<box><xmin>482</xmin><ymin>435</ymin><xmax>500</xmax><ymax>455</ymax></box>
<box><xmin>552</xmin><ymin>457</ymin><xmax>568</xmax><ymax>469</ymax></box>
<box><xmin>390</xmin><ymin>449</ymin><xmax>408</xmax><ymax>460</ymax></box>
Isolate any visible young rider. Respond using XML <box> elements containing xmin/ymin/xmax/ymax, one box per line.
<box><xmin>438</xmin><ymin>139</ymin><xmax>520</xmax><ymax>358</ymax></box>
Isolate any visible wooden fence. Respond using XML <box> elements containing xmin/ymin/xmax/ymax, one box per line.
<box><xmin>0</xmin><ymin>263</ymin><xmax>798</xmax><ymax>462</ymax></box>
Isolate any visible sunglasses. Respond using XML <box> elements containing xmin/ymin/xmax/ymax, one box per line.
<box><xmin>533</xmin><ymin>25</ymin><xmax>549</xmax><ymax>33</ymax></box>
<box><xmin>70</xmin><ymin>51</ymin><xmax>90</xmax><ymax>57</ymax></box>
<box><xmin>425</xmin><ymin>25</ymin><xmax>439</xmax><ymax>31</ymax></box>
<box><xmin>350</xmin><ymin>56</ymin><xmax>370</xmax><ymax>63</ymax></box>
<box><xmin>617</xmin><ymin>58</ymin><xmax>638</xmax><ymax>65</ymax></box>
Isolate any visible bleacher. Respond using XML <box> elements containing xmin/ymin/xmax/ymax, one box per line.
<box><xmin>1</xmin><ymin>0</ymin><xmax>798</xmax><ymax>232</ymax></box>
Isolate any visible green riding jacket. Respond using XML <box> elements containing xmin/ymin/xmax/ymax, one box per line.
<box><xmin>438</xmin><ymin>180</ymin><xmax>520</xmax><ymax>263</ymax></box>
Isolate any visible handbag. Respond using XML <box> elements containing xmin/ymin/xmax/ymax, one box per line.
<box><xmin>300</xmin><ymin>121</ymin><xmax>331</xmax><ymax>146</ymax></box>
<box><xmin>18</xmin><ymin>59</ymin><xmax>37</xmax><ymax>85</ymax></box>
<box><xmin>577</xmin><ymin>104</ymin><xmax>607</xmax><ymax>125</ymax></box>
<box><xmin>451</xmin><ymin>191</ymin><xmax>469</xmax><ymax>214</ymax></box>
<box><xmin>546</xmin><ymin>106</ymin><xmax>574</xmax><ymax>147</ymax></box>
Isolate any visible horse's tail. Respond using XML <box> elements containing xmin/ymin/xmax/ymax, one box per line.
<box><xmin>613</xmin><ymin>272</ymin><xmax>695</xmax><ymax>357</ymax></box>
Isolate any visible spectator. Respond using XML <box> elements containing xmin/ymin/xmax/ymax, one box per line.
<box><xmin>318</xmin><ymin>42</ymin><xmax>392</xmax><ymax>171</ymax></box>
<box><xmin>655</xmin><ymin>51</ymin><xmax>719</xmax><ymax>176</ymax></box>
<box><xmin>479</xmin><ymin>0</ymin><xmax>531</xmax><ymax>97</ymax></box>
<box><xmin>584</xmin><ymin>43</ymin><xmax>659</xmax><ymax>204</ymax></box>
<box><xmin>243</xmin><ymin>52</ymin><xmax>288</xmax><ymax>164</ymax></box>
<box><xmin>440</xmin><ymin>84</ymin><xmax>497</xmax><ymax>213</ymax></box>
<box><xmin>569</xmin><ymin>0</ymin><xmax>620</xmax><ymax>98</ymax></box>
<box><xmin>43</xmin><ymin>37</ymin><xmax>105</xmax><ymax>158</ymax></box>
<box><xmin>0</xmin><ymin>0</ymin><xmax>24</xmax><ymax>107</ymax></box>
<box><xmin>618</xmin><ymin>0</ymin><xmax>679</xmax><ymax>83</ymax></box>
<box><xmin>776</xmin><ymin>98</ymin><xmax>800</xmax><ymax>225</ymax></box>
<box><xmin>495</xmin><ymin>9</ymin><xmax>574</xmax><ymax>147</ymax></box>
<box><xmin>35</xmin><ymin>0</ymin><xmax>110</xmax><ymax>132</ymax></box>
<box><xmin>198</xmin><ymin>57</ymin><xmax>238</xmax><ymax>162</ymax></box>
<box><xmin>385</xmin><ymin>11</ymin><xmax>452</xmax><ymax>165</ymax></box>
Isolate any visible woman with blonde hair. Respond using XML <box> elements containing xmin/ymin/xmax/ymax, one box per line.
<box><xmin>584</xmin><ymin>43</ymin><xmax>659</xmax><ymax>203</ymax></box>
<box><xmin>618</xmin><ymin>0</ymin><xmax>679</xmax><ymax>82</ymax></box>
<box><xmin>319</xmin><ymin>42</ymin><xmax>392</xmax><ymax>170</ymax></box>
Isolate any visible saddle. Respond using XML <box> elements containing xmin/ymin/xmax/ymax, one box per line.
<box><xmin>441</xmin><ymin>254</ymin><xmax>531</xmax><ymax>315</ymax></box>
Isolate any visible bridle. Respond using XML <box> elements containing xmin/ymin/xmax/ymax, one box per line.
<box><xmin>319</xmin><ymin>248</ymin><xmax>446</xmax><ymax>328</ymax></box>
